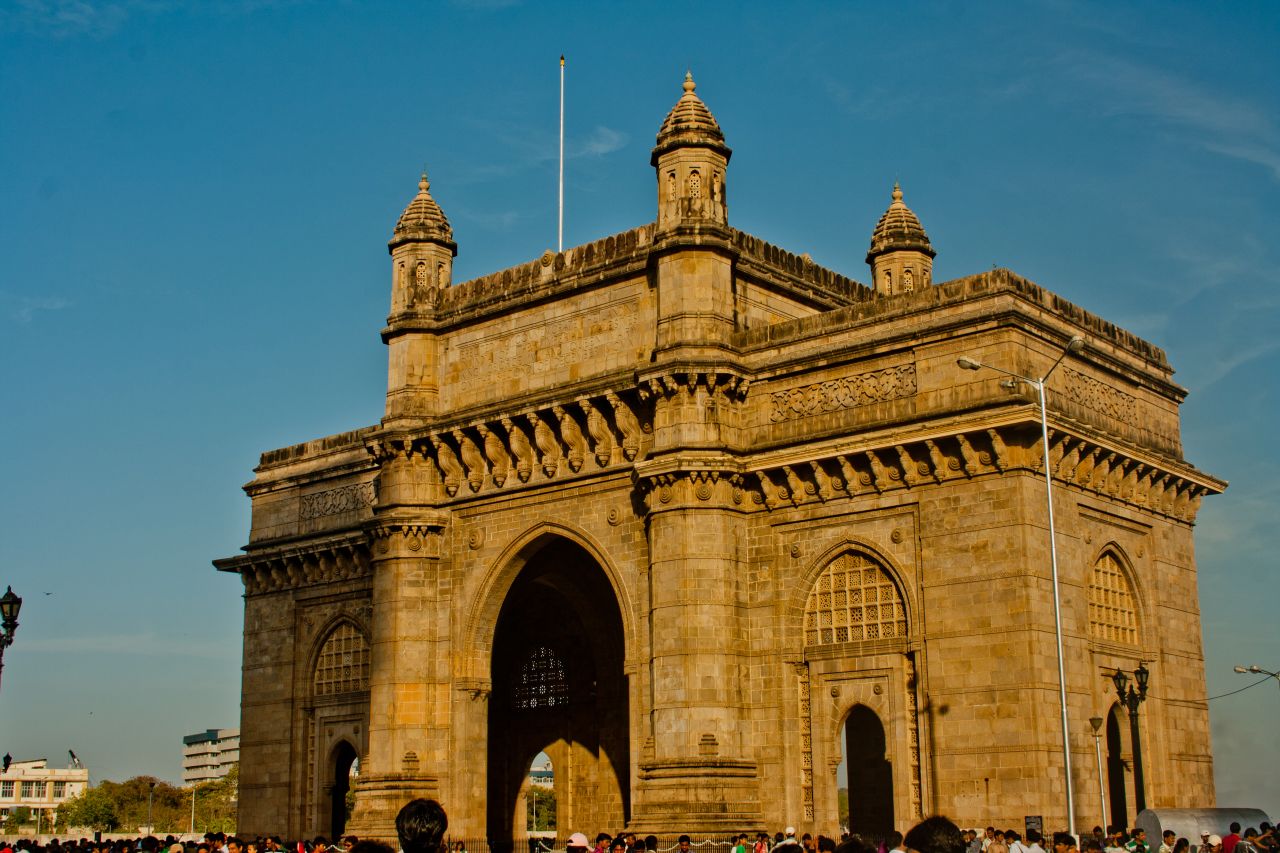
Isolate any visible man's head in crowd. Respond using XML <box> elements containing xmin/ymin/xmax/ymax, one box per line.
<box><xmin>395</xmin><ymin>798</ymin><xmax>448</xmax><ymax>853</ymax></box>
<box><xmin>905</xmin><ymin>816</ymin><xmax>967</xmax><ymax>853</ymax></box>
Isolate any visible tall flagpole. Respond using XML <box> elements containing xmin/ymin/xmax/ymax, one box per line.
<box><xmin>558</xmin><ymin>54</ymin><xmax>565</xmax><ymax>253</ymax></box>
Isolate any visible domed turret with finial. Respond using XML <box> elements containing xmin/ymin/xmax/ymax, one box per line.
<box><xmin>866</xmin><ymin>182</ymin><xmax>935</xmax><ymax>296</ymax></box>
<box><xmin>651</xmin><ymin>72</ymin><xmax>732</xmax><ymax>229</ymax></box>
<box><xmin>388</xmin><ymin>170</ymin><xmax>457</xmax><ymax>315</ymax></box>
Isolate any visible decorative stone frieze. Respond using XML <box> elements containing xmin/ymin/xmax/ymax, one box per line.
<box><xmin>766</xmin><ymin>364</ymin><xmax>917</xmax><ymax>423</ymax></box>
<box><xmin>299</xmin><ymin>481</ymin><xmax>377</xmax><ymax>520</ymax></box>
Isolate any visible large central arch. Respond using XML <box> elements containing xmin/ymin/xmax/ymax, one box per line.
<box><xmin>486</xmin><ymin>536</ymin><xmax>630</xmax><ymax>847</ymax></box>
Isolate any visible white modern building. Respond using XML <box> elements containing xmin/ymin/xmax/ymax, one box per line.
<box><xmin>0</xmin><ymin>758</ymin><xmax>90</xmax><ymax>828</ymax></box>
<box><xmin>182</xmin><ymin>728</ymin><xmax>240</xmax><ymax>785</ymax></box>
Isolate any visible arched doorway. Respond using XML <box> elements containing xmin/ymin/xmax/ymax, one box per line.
<box><xmin>1106</xmin><ymin>705</ymin><xmax>1128</xmax><ymax>830</ymax></box>
<box><xmin>329</xmin><ymin>741</ymin><xmax>358</xmax><ymax>840</ymax></box>
<box><xmin>487</xmin><ymin>537</ymin><xmax>628</xmax><ymax>848</ymax></box>
<box><xmin>842</xmin><ymin>705</ymin><xmax>894</xmax><ymax>839</ymax></box>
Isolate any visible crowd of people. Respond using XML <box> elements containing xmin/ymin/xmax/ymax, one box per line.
<box><xmin>0</xmin><ymin>804</ymin><xmax>1275</xmax><ymax>853</ymax></box>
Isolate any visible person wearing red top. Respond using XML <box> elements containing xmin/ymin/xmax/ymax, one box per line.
<box><xmin>1225</xmin><ymin>825</ymin><xmax>1243</xmax><ymax>853</ymax></box>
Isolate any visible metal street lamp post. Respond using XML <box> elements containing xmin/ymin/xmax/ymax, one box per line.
<box><xmin>191</xmin><ymin>784</ymin><xmax>197</xmax><ymax>834</ymax></box>
<box><xmin>1089</xmin><ymin>716</ymin><xmax>1108</xmax><ymax>831</ymax></box>
<box><xmin>959</xmin><ymin>335</ymin><xmax>1085</xmax><ymax>835</ymax></box>
<box><xmin>1111</xmin><ymin>663</ymin><xmax>1150</xmax><ymax>815</ymax></box>
<box><xmin>147</xmin><ymin>780</ymin><xmax>156</xmax><ymax>834</ymax></box>
<box><xmin>0</xmin><ymin>586</ymin><xmax>23</xmax><ymax>695</ymax></box>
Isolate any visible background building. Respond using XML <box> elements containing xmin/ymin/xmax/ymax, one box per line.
<box><xmin>182</xmin><ymin>729</ymin><xmax>240</xmax><ymax>785</ymax></box>
<box><xmin>0</xmin><ymin>758</ymin><xmax>89</xmax><ymax>828</ymax></box>
<box><xmin>219</xmin><ymin>74</ymin><xmax>1222</xmax><ymax>842</ymax></box>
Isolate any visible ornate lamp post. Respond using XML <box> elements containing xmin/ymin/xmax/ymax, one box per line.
<box><xmin>0</xmin><ymin>586</ymin><xmax>23</xmax><ymax>694</ymax></box>
<box><xmin>959</xmin><ymin>335</ymin><xmax>1085</xmax><ymax>835</ymax></box>
<box><xmin>1111</xmin><ymin>663</ymin><xmax>1150</xmax><ymax>815</ymax></box>
<box><xmin>1089</xmin><ymin>716</ymin><xmax>1108</xmax><ymax>831</ymax></box>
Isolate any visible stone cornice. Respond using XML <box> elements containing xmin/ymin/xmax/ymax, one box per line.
<box><xmin>214</xmin><ymin>530</ymin><xmax>371</xmax><ymax>595</ymax></box>
<box><xmin>366</xmin><ymin>386</ymin><xmax>651</xmax><ymax>500</ymax></box>
<box><xmin>744</xmin><ymin>414</ymin><xmax>1223</xmax><ymax>524</ymax></box>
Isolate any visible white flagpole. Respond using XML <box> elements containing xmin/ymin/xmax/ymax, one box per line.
<box><xmin>558</xmin><ymin>54</ymin><xmax>565</xmax><ymax>253</ymax></box>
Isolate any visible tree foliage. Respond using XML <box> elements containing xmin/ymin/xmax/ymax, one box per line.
<box><xmin>55</xmin><ymin>765</ymin><xmax>239</xmax><ymax>835</ymax></box>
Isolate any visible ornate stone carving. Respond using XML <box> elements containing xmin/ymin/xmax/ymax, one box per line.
<box><xmin>502</xmin><ymin>416</ymin><xmax>535</xmax><ymax>483</ymax></box>
<box><xmin>553</xmin><ymin>405</ymin><xmax>587</xmax><ymax>472</ymax></box>
<box><xmin>299</xmin><ymin>481</ymin><xmax>376</xmax><ymax>520</ymax></box>
<box><xmin>478</xmin><ymin>424</ymin><xmax>512</xmax><ymax>487</ymax></box>
<box><xmin>454</xmin><ymin>429</ymin><xmax>486</xmax><ymax>493</ymax></box>
<box><xmin>1063</xmin><ymin>368</ymin><xmax>1137</xmax><ymax>425</ymax></box>
<box><xmin>429</xmin><ymin>435</ymin><xmax>464</xmax><ymax>497</ymax></box>
<box><xmin>605</xmin><ymin>391</ymin><xmax>643</xmax><ymax>460</ymax></box>
<box><xmin>223</xmin><ymin>533</ymin><xmax>371</xmax><ymax>596</ymax></box>
<box><xmin>767</xmin><ymin>364</ymin><xmax>917</xmax><ymax>423</ymax></box>
<box><xmin>581</xmin><ymin>399</ymin><xmax>613</xmax><ymax>467</ymax></box>
<box><xmin>532</xmin><ymin>411</ymin><xmax>562</xmax><ymax>477</ymax></box>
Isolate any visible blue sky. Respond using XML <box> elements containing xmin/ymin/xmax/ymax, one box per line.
<box><xmin>1</xmin><ymin>0</ymin><xmax>1277</xmax><ymax>821</ymax></box>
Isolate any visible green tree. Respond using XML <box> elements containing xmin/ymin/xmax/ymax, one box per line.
<box><xmin>57</xmin><ymin>786</ymin><xmax>120</xmax><ymax>832</ymax></box>
<box><xmin>4</xmin><ymin>806</ymin><xmax>31</xmax><ymax>834</ymax></box>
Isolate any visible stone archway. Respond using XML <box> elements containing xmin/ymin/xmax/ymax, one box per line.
<box><xmin>1106</xmin><ymin>704</ymin><xmax>1128</xmax><ymax>830</ymax></box>
<box><xmin>843</xmin><ymin>704</ymin><xmax>894</xmax><ymax>839</ymax></box>
<box><xmin>486</xmin><ymin>537</ymin><xmax>629</xmax><ymax>848</ymax></box>
<box><xmin>328</xmin><ymin>740</ymin><xmax>358</xmax><ymax>840</ymax></box>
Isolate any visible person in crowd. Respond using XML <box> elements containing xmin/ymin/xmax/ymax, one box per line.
<box><xmin>803</xmin><ymin>835</ymin><xmax>816</xmax><ymax>853</ymax></box>
<box><xmin>885</xmin><ymin>833</ymin><xmax>905</xmax><ymax>853</ymax></box>
<box><xmin>1160</xmin><ymin>832</ymin><xmax>1176</xmax><ymax>853</ymax></box>
<box><xmin>1106</xmin><ymin>829</ymin><xmax>1127</xmax><ymax>853</ymax></box>
<box><xmin>1026</xmin><ymin>829</ymin><xmax>1046</xmax><ymax>853</ymax></box>
<box><xmin>395</xmin><ymin>798</ymin><xmax>447</xmax><ymax>853</ymax></box>
<box><xmin>1171</xmin><ymin>838</ymin><xmax>1190</xmax><ymax>853</ymax></box>
<box><xmin>1052</xmin><ymin>831</ymin><xmax>1078</xmax><ymax>853</ymax></box>
<box><xmin>1007</xmin><ymin>830</ymin><xmax>1029</xmax><ymax>853</ymax></box>
<box><xmin>1237</xmin><ymin>830</ymin><xmax>1261</xmax><ymax>853</ymax></box>
<box><xmin>567</xmin><ymin>834</ymin><xmax>590</xmax><ymax>853</ymax></box>
<box><xmin>988</xmin><ymin>830</ymin><xmax>1009</xmax><ymax>853</ymax></box>
<box><xmin>1225</xmin><ymin>827</ymin><xmax>1242</xmax><ymax>853</ymax></box>
<box><xmin>1128</xmin><ymin>829</ymin><xmax>1151</xmax><ymax>853</ymax></box>
<box><xmin>678</xmin><ymin>837</ymin><xmax>692</xmax><ymax>853</ymax></box>
<box><xmin>985</xmin><ymin>830</ymin><xmax>998</xmax><ymax>852</ymax></box>
<box><xmin>905</xmin><ymin>816</ymin><xmax>966</xmax><ymax>853</ymax></box>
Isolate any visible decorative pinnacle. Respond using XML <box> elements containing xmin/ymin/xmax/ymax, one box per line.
<box><xmin>683</xmin><ymin>70</ymin><xmax>696</xmax><ymax>94</ymax></box>
<box><xmin>892</xmin><ymin>182</ymin><xmax>903</xmax><ymax>204</ymax></box>
<box><xmin>418</xmin><ymin>171</ymin><xmax>430</xmax><ymax>193</ymax></box>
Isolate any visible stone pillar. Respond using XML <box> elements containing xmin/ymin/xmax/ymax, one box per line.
<box><xmin>346</xmin><ymin>443</ymin><xmax>452</xmax><ymax>843</ymax></box>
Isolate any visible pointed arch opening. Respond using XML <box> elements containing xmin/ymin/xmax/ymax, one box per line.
<box><xmin>1106</xmin><ymin>703</ymin><xmax>1128</xmax><ymax>830</ymax></box>
<box><xmin>487</xmin><ymin>536</ymin><xmax>628</xmax><ymax>849</ymax></box>
<box><xmin>327</xmin><ymin>740</ymin><xmax>358</xmax><ymax>840</ymax></box>
<box><xmin>839</xmin><ymin>705</ymin><xmax>894</xmax><ymax>839</ymax></box>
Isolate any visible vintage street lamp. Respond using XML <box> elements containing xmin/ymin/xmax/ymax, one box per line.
<box><xmin>147</xmin><ymin>780</ymin><xmax>157</xmax><ymax>833</ymax></box>
<box><xmin>959</xmin><ymin>335</ymin><xmax>1085</xmax><ymax>835</ymax></box>
<box><xmin>0</xmin><ymin>586</ymin><xmax>23</xmax><ymax>695</ymax></box>
<box><xmin>1089</xmin><ymin>716</ymin><xmax>1109</xmax><ymax>831</ymax></box>
<box><xmin>1112</xmin><ymin>663</ymin><xmax>1150</xmax><ymax>814</ymax></box>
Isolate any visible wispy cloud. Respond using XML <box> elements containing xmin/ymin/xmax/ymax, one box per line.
<box><xmin>452</xmin><ymin>121</ymin><xmax>628</xmax><ymax>185</ymax></box>
<box><xmin>0</xmin><ymin>0</ymin><xmax>309</xmax><ymax>38</ymax></box>
<box><xmin>1058</xmin><ymin>50</ymin><xmax>1280</xmax><ymax>180</ymax></box>
<box><xmin>22</xmin><ymin>631</ymin><xmax>234</xmax><ymax>660</ymax></box>
<box><xmin>8</xmin><ymin>295</ymin><xmax>70</xmax><ymax>323</ymax></box>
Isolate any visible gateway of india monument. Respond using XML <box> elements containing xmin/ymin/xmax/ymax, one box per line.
<box><xmin>216</xmin><ymin>74</ymin><xmax>1224</xmax><ymax>842</ymax></box>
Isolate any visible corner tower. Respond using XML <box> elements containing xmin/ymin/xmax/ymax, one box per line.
<box><xmin>652</xmin><ymin>72</ymin><xmax>731</xmax><ymax>230</ymax></box>
<box><xmin>866</xmin><ymin>182</ymin><xmax>935</xmax><ymax>295</ymax></box>
<box><xmin>384</xmin><ymin>171</ymin><xmax>456</xmax><ymax>422</ymax></box>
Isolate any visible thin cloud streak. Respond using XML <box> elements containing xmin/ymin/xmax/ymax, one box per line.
<box><xmin>1058</xmin><ymin>49</ymin><xmax>1280</xmax><ymax>180</ymax></box>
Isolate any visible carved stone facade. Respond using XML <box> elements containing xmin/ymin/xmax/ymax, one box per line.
<box><xmin>217</xmin><ymin>74</ymin><xmax>1223</xmax><ymax>843</ymax></box>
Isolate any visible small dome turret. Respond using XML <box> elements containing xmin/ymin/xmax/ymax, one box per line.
<box><xmin>390</xmin><ymin>171</ymin><xmax>455</xmax><ymax>251</ymax></box>
<box><xmin>651</xmin><ymin>73</ymin><xmax>731</xmax><ymax>229</ymax></box>
<box><xmin>866</xmin><ymin>183</ymin><xmax>935</xmax><ymax>296</ymax></box>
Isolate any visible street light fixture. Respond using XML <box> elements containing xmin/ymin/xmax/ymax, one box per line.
<box><xmin>958</xmin><ymin>335</ymin><xmax>1085</xmax><ymax>835</ymax></box>
<box><xmin>1089</xmin><ymin>716</ymin><xmax>1108</xmax><ymax>831</ymax></box>
<box><xmin>0</xmin><ymin>586</ymin><xmax>23</xmax><ymax>695</ymax></box>
<box><xmin>1111</xmin><ymin>663</ymin><xmax>1150</xmax><ymax>815</ymax></box>
<box><xmin>1234</xmin><ymin>664</ymin><xmax>1280</xmax><ymax>688</ymax></box>
<box><xmin>147</xmin><ymin>780</ymin><xmax>157</xmax><ymax>834</ymax></box>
